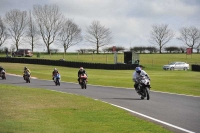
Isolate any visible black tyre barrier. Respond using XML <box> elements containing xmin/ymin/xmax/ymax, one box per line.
<box><xmin>0</xmin><ymin>57</ymin><xmax>138</xmax><ymax>70</ymax></box>
<box><xmin>191</xmin><ymin>64</ymin><xmax>200</xmax><ymax>72</ymax></box>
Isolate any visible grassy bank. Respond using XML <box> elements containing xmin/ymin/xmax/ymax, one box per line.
<box><xmin>0</xmin><ymin>84</ymin><xmax>172</xmax><ymax>133</ymax></box>
<box><xmin>1</xmin><ymin>63</ymin><xmax>200</xmax><ymax>96</ymax></box>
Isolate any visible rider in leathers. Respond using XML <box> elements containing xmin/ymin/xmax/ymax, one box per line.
<box><xmin>77</xmin><ymin>67</ymin><xmax>87</xmax><ymax>84</ymax></box>
<box><xmin>0</xmin><ymin>66</ymin><xmax>5</xmax><ymax>72</ymax></box>
<box><xmin>23</xmin><ymin>67</ymin><xmax>31</xmax><ymax>80</ymax></box>
<box><xmin>0</xmin><ymin>66</ymin><xmax>6</xmax><ymax>76</ymax></box>
<box><xmin>52</xmin><ymin>68</ymin><xmax>59</xmax><ymax>81</ymax></box>
<box><xmin>132</xmin><ymin>67</ymin><xmax>150</xmax><ymax>92</ymax></box>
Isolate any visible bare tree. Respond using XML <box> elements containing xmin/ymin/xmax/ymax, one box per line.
<box><xmin>58</xmin><ymin>19</ymin><xmax>82</xmax><ymax>54</ymax></box>
<box><xmin>86</xmin><ymin>49</ymin><xmax>96</xmax><ymax>53</ymax></box>
<box><xmin>85</xmin><ymin>20</ymin><xmax>112</xmax><ymax>54</ymax></box>
<box><xmin>146</xmin><ymin>46</ymin><xmax>158</xmax><ymax>53</ymax></box>
<box><xmin>164</xmin><ymin>46</ymin><xmax>180</xmax><ymax>53</ymax></box>
<box><xmin>103</xmin><ymin>46</ymin><xmax>125</xmax><ymax>53</ymax></box>
<box><xmin>149</xmin><ymin>24</ymin><xmax>174</xmax><ymax>53</ymax></box>
<box><xmin>179</xmin><ymin>47</ymin><xmax>186</xmax><ymax>53</ymax></box>
<box><xmin>25</xmin><ymin>10</ymin><xmax>41</xmax><ymax>52</ymax></box>
<box><xmin>0</xmin><ymin>16</ymin><xmax>9</xmax><ymax>47</ymax></box>
<box><xmin>177</xmin><ymin>26</ymin><xmax>200</xmax><ymax>52</ymax></box>
<box><xmin>33</xmin><ymin>4</ymin><xmax>63</xmax><ymax>53</ymax></box>
<box><xmin>77</xmin><ymin>49</ymin><xmax>87</xmax><ymax>54</ymax></box>
<box><xmin>130</xmin><ymin>46</ymin><xmax>146</xmax><ymax>53</ymax></box>
<box><xmin>196</xmin><ymin>43</ymin><xmax>200</xmax><ymax>53</ymax></box>
<box><xmin>4</xmin><ymin>9</ymin><xmax>28</xmax><ymax>50</ymax></box>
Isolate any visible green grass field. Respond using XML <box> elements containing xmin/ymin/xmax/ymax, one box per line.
<box><xmin>0</xmin><ymin>85</ymin><xmax>172</xmax><ymax>133</ymax></box>
<box><xmin>0</xmin><ymin>53</ymin><xmax>199</xmax><ymax>132</ymax></box>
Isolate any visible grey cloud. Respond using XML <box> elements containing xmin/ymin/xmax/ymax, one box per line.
<box><xmin>0</xmin><ymin>0</ymin><xmax>199</xmax><ymax>52</ymax></box>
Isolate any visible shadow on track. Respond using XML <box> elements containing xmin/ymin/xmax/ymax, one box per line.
<box><xmin>103</xmin><ymin>98</ymin><xmax>142</xmax><ymax>100</ymax></box>
<box><xmin>11</xmin><ymin>82</ymin><xmax>27</xmax><ymax>84</ymax></box>
<box><xmin>64</xmin><ymin>87</ymin><xmax>83</xmax><ymax>90</ymax></box>
<box><xmin>40</xmin><ymin>85</ymin><xmax>57</xmax><ymax>86</ymax></box>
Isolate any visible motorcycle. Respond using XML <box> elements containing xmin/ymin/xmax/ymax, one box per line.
<box><xmin>24</xmin><ymin>72</ymin><xmax>31</xmax><ymax>83</ymax></box>
<box><xmin>136</xmin><ymin>75</ymin><xmax>150</xmax><ymax>100</ymax></box>
<box><xmin>0</xmin><ymin>70</ymin><xmax>6</xmax><ymax>80</ymax></box>
<box><xmin>54</xmin><ymin>73</ymin><xmax>61</xmax><ymax>86</ymax></box>
<box><xmin>80</xmin><ymin>74</ymin><xmax>87</xmax><ymax>89</ymax></box>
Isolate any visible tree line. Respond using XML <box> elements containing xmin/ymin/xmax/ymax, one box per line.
<box><xmin>0</xmin><ymin>4</ymin><xmax>200</xmax><ymax>54</ymax></box>
<box><xmin>75</xmin><ymin>46</ymin><xmax>196</xmax><ymax>54</ymax></box>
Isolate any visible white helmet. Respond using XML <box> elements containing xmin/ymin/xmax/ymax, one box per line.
<box><xmin>54</xmin><ymin>68</ymin><xmax>57</xmax><ymax>71</ymax></box>
<box><xmin>80</xmin><ymin>67</ymin><xmax>84</xmax><ymax>71</ymax></box>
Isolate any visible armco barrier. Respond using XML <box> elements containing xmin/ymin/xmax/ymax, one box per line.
<box><xmin>0</xmin><ymin>57</ymin><xmax>138</xmax><ymax>70</ymax></box>
<box><xmin>191</xmin><ymin>64</ymin><xmax>200</xmax><ymax>72</ymax></box>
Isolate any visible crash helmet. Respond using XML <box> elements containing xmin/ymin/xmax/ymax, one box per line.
<box><xmin>24</xmin><ymin>67</ymin><xmax>27</xmax><ymax>70</ymax></box>
<box><xmin>80</xmin><ymin>67</ymin><xmax>83</xmax><ymax>71</ymax></box>
<box><xmin>54</xmin><ymin>68</ymin><xmax>57</xmax><ymax>71</ymax></box>
<box><xmin>135</xmin><ymin>67</ymin><xmax>141</xmax><ymax>74</ymax></box>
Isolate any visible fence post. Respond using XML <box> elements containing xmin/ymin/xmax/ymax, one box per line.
<box><xmin>106</xmin><ymin>55</ymin><xmax>108</xmax><ymax>63</ymax></box>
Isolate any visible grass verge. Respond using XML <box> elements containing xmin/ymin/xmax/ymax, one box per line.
<box><xmin>0</xmin><ymin>84</ymin><xmax>172</xmax><ymax>133</ymax></box>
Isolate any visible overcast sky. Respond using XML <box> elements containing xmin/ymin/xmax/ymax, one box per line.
<box><xmin>0</xmin><ymin>0</ymin><xmax>200</xmax><ymax>52</ymax></box>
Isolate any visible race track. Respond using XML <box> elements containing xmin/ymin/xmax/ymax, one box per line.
<box><xmin>1</xmin><ymin>75</ymin><xmax>200</xmax><ymax>133</ymax></box>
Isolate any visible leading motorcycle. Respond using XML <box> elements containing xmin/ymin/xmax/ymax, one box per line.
<box><xmin>136</xmin><ymin>75</ymin><xmax>150</xmax><ymax>100</ymax></box>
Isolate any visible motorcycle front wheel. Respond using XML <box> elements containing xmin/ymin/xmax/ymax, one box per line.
<box><xmin>84</xmin><ymin>81</ymin><xmax>87</xmax><ymax>89</ymax></box>
<box><xmin>81</xmin><ymin>84</ymin><xmax>84</xmax><ymax>89</ymax></box>
<box><xmin>145</xmin><ymin>87</ymin><xmax>150</xmax><ymax>100</ymax></box>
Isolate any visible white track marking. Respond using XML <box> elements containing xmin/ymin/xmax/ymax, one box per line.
<box><xmin>107</xmin><ymin>101</ymin><xmax>195</xmax><ymax>133</ymax></box>
<box><xmin>48</xmin><ymin>89</ymin><xmax>196</xmax><ymax>133</ymax></box>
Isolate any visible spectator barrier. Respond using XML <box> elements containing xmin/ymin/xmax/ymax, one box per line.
<box><xmin>0</xmin><ymin>57</ymin><xmax>138</xmax><ymax>70</ymax></box>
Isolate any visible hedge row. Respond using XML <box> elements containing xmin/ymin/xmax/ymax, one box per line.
<box><xmin>0</xmin><ymin>57</ymin><xmax>138</xmax><ymax>70</ymax></box>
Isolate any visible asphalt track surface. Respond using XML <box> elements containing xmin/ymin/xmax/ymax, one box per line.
<box><xmin>1</xmin><ymin>75</ymin><xmax>200</xmax><ymax>133</ymax></box>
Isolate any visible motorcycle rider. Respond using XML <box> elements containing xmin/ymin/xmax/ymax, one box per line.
<box><xmin>78</xmin><ymin>67</ymin><xmax>87</xmax><ymax>84</ymax></box>
<box><xmin>0</xmin><ymin>66</ymin><xmax>6</xmax><ymax>76</ymax></box>
<box><xmin>23</xmin><ymin>67</ymin><xmax>31</xmax><ymax>80</ymax></box>
<box><xmin>52</xmin><ymin>68</ymin><xmax>59</xmax><ymax>81</ymax></box>
<box><xmin>132</xmin><ymin>67</ymin><xmax>150</xmax><ymax>93</ymax></box>
<box><xmin>0</xmin><ymin>66</ymin><xmax>5</xmax><ymax>72</ymax></box>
